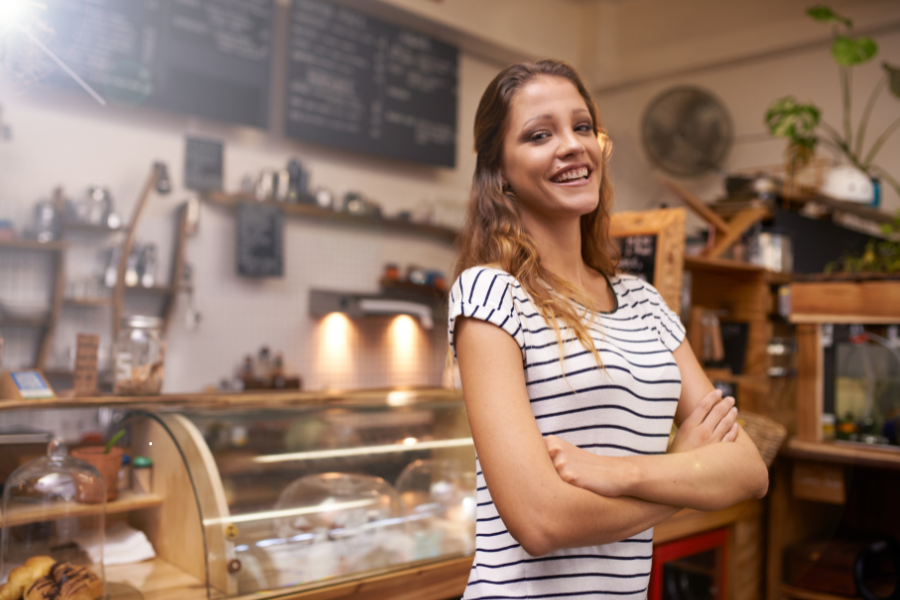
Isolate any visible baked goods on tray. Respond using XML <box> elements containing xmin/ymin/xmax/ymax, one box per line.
<box><xmin>0</xmin><ymin>557</ymin><xmax>102</xmax><ymax>600</ymax></box>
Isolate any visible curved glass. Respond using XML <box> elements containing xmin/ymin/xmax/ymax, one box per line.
<box><xmin>178</xmin><ymin>388</ymin><xmax>475</xmax><ymax>597</ymax></box>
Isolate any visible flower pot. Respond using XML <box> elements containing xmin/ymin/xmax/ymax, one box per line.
<box><xmin>72</xmin><ymin>446</ymin><xmax>123</xmax><ymax>501</ymax></box>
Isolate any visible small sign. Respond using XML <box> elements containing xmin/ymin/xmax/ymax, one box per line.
<box><xmin>73</xmin><ymin>333</ymin><xmax>100</xmax><ymax>395</ymax></box>
<box><xmin>1</xmin><ymin>370</ymin><xmax>55</xmax><ymax>400</ymax></box>
<box><xmin>236</xmin><ymin>202</ymin><xmax>284</xmax><ymax>277</ymax></box>
<box><xmin>185</xmin><ymin>136</ymin><xmax>224</xmax><ymax>192</ymax></box>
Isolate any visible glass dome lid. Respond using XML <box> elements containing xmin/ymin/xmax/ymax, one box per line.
<box><xmin>1</xmin><ymin>439</ymin><xmax>106</xmax><ymax>598</ymax></box>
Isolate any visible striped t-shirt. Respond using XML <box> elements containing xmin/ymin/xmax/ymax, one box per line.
<box><xmin>448</xmin><ymin>266</ymin><xmax>686</xmax><ymax>600</ymax></box>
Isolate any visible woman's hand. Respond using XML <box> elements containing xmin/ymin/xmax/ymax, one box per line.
<box><xmin>670</xmin><ymin>389</ymin><xmax>739</xmax><ymax>454</ymax></box>
<box><xmin>544</xmin><ymin>435</ymin><xmax>634</xmax><ymax>498</ymax></box>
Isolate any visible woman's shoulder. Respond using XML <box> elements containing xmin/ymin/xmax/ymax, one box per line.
<box><xmin>450</xmin><ymin>265</ymin><xmax>523</xmax><ymax>307</ymax></box>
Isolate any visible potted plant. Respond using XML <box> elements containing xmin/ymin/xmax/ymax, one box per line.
<box><xmin>72</xmin><ymin>429</ymin><xmax>125</xmax><ymax>502</ymax></box>
<box><xmin>764</xmin><ymin>5</ymin><xmax>900</xmax><ymax>201</ymax></box>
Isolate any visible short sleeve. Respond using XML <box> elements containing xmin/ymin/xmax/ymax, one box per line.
<box><xmin>448</xmin><ymin>267</ymin><xmax>526</xmax><ymax>361</ymax></box>
<box><xmin>641</xmin><ymin>280</ymin><xmax>686</xmax><ymax>352</ymax></box>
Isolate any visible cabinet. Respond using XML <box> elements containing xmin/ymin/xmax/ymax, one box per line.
<box><xmin>766</xmin><ymin>280</ymin><xmax>900</xmax><ymax>600</ymax></box>
<box><xmin>0</xmin><ymin>388</ymin><xmax>475</xmax><ymax>600</ymax></box>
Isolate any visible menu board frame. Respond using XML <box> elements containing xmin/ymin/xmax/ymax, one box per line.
<box><xmin>609</xmin><ymin>208</ymin><xmax>686</xmax><ymax>315</ymax></box>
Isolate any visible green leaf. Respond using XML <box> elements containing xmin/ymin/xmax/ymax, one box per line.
<box><xmin>765</xmin><ymin>97</ymin><xmax>820</xmax><ymax>139</ymax></box>
<box><xmin>832</xmin><ymin>36</ymin><xmax>878</xmax><ymax>66</ymax></box>
<box><xmin>884</xmin><ymin>62</ymin><xmax>900</xmax><ymax>98</ymax></box>
<box><xmin>807</xmin><ymin>5</ymin><xmax>852</xmax><ymax>27</ymax></box>
<box><xmin>104</xmin><ymin>429</ymin><xmax>125</xmax><ymax>454</ymax></box>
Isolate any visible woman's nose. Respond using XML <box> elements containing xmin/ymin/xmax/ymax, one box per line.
<box><xmin>557</xmin><ymin>131</ymin><xmax>585</xmax><ymax>157</ymax></box>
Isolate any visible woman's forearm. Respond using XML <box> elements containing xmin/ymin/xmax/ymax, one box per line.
<box><xmin>619</xmin><ymin>432</ymin><xmax>768</xmax><ymax>511</ymax></box>
<box><xmin>525</xmin><ymin>477</ymin><xmax>682</xmax><ymax>555</ymax></box>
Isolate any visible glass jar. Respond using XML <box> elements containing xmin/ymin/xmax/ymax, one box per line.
<box><xmin>1</xmin><ymin>440</ymin><xmax>106</xmax><ymax>596</ymax></box>
<box><xmin>114</xmin><ymin>315</ymin><xmax>165</xmax><ymax>395</ymax></box>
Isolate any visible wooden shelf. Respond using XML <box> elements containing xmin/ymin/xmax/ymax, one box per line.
<box><xmin>653</xmin><ymin>498</ymin><xmax>761</xmax><ymax>544</ymax></box>
<box><xmin>0</xmin><ymin>238</ymin><xmax>68</xmax><ymax>251</ymax></box>
<box><xmin>684</xmin><ymin>255</ymin><xmax>765</xmax><ymax>275</ymax></box>
<box><xmin>62</xmin><ymin>222</ymin><xmax>127</xmax><ymax>234</ymax></box>
<box><xmin>783</xmin><ymin>437</ymin><xmax>900</xmax><ymax>471</ymax></box>
<box><xmin>781</xmin><ymin>584</ymin><xmax>857</xmax><ymax>600</ymax></box>
<box><xmin>106</xmin><ymin>557</ymin><xmax>207</xmax><ymax>600</ymax></box>
<box><xmin>1</xmin><ymin>490</ymin><xmax>163</xmax><ymax>527</ymax></box>
<box><xmin>126</xmin><ymin>285</ymin><xmax>173</xmax><ymax>295</ymax></box>
<box><xmin>203</xmin><ymin>190</ymin><xmax>458</xmax><ymax>245</ymax></box>
<box><xmin>64</xmin><ymin>297</ymin><xmax>112</xmax><ymax>307</ymax></box>
<box><xmin>0</xmin><ymin>316</ymin><xmax>49</xmax><ymax>327</ymax></box>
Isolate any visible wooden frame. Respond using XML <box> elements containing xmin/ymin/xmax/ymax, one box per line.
<box><xmin>609</xmin><ymin>207</ymin><xmax>686</xmax><ymax>314</ymax></box>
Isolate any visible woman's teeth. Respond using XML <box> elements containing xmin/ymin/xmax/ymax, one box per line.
<box><xmin>552</xmin><ymin>167</ymin><xmax>589</xmax><ymax>183</ymax></box>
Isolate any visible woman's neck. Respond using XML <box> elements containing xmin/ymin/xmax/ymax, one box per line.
<box><xmin>523</xmin><ymin>213</ymin><xmax>590</xmax><ymax>284</ymax></box>
<box><xmin>523</xmin><ymin>212</ymin><xmax>614</xmax><ymax>310</ymax></box>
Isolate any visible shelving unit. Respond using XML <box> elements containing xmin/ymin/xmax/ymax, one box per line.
<box><xmin>202</xmin><ymin>190</ymin><xmax>459</xmax><ymax>245</ymax></box>
<box><xmin>0</xmin><ymin>237</ymin><xmax>67</xmax><ymax>371</ymax></box>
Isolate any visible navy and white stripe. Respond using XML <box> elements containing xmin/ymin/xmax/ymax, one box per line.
<box><xmin>449</xmin><ymin>266</ymin><xmax>686</xmax><ymax>600</ymax></box>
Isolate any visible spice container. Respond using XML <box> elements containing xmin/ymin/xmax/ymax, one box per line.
<box><xmin>132</xmin><ymin>456</ymin><xmax>153</xmax><ymax>494</ymax></box>
<box><xmin>114</xmin><ymin>315</ymin><xmax>165</xmax><ymax>395</ymax></box>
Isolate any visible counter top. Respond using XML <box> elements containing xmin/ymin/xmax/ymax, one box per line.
<box><xmin>0</xmin><ymin>387</ymin><xmax>463</xmax><ymax>412</ymax></box>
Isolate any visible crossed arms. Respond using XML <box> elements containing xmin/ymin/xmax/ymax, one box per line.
<box><xmin>455</xmin><ymin>316</ymin><xmax>769</xmax><ymax>558</ymax></box>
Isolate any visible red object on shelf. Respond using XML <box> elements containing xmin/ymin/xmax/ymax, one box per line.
<box><xmin>649</xmin><ymin>527</ymin><xmax>729</xmax><ymax>600</ymax></box>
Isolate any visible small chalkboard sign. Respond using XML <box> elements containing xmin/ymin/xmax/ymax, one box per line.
<box><xmin>237</xmin><ymin>202</ymin><xmax>284</xmax><ymax>277</ymax></box>
<box><xmin>610</xmin><ymin>208</ymin><xmax>686</xmax><ymax>315</ymax></box>
<box><xmin>185</xmin><ymin>137</ymin><xmax>224</xmax><ymax>192</ymax></box>
<box><xmin>616</xmin><ymin>235</ymin><xmax>658</xmax><ymax>284</ymax></box>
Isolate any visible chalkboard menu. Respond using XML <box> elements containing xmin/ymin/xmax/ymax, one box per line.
<box><xmin>237</xmin><ymin>202</ymin><xmax>284</xmax><ymax>277</ymax></box>
<box><xmin>38</xmin><ymin>0</ymin><xmax>273</xmax><ymax>128</ymax></box>
<box><xmin>615</xmin><ymin>234</ymin><xmax>658</xmax><ymax>284</ymax></box>
<box><xmin>285</xmin><ymin>0</ymin><xmax>458</xmax><ymax>167</ymax></box>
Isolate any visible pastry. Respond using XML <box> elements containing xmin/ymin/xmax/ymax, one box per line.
<box><xmin>0</xmin><ymin>556</ymin><xmax>56</xmax><ymax>600</ymax></box>
<box><xmin>50</xmin><ymin>563</ymin><xmax>103</xmax><ymax>600</ymax></box>
<box><xmin>23</xmin><ymin>577</ymin><xmax>57</xmax><ymax>600</ymax></box>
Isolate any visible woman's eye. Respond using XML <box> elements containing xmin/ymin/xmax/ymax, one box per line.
<box><xmin>576</xmin><ymin>123</ymin><xmax>594</xmax><ymax>133</ymax></box>
<box><xmin>528</xmin><ymin>131</ymin><xmax>550</xmax><ymax>142</ymax></box>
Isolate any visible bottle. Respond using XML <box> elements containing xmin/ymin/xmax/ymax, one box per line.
<box><xmin>118</xmin><ymin>454</ymin><xmax>131</xmax><ymax>492</ymax></box>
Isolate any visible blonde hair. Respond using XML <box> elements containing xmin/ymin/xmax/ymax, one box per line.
<box><xmin>454</xmin><ymin>59</ymin><xmax>618</xmax><ymax>367</ymax></box>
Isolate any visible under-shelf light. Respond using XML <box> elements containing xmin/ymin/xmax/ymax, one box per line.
<box><xmin>309</xmin><ymin>290</ymin><xmax>434</xmax><ymax>329</ymax></box>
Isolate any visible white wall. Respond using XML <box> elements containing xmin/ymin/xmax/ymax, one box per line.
<box><xmin>596</xmin><ymin>27</ymin><xmax>900</xmax><ymax>224</ymax></box>
<box><xmin>0</xmin><ymin>50</ymin><xmax>502</xmax><ymax>392</ymax></box>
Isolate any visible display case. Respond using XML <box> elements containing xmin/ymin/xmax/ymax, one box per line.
<box><xmin>0</xmin><ymin>388</ymin><xmax>475</xmax><ymax>600</ymax></box>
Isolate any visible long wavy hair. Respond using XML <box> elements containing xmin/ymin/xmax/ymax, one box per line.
<box><xmin>454</xmin><ymin>59</ymin><xmax>618</xmax><ymax>367</ymax></box>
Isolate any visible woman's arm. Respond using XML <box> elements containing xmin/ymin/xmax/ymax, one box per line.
<box><xmin>456</xmin><ymin>316</ymin><xmax>684</xmax><ymax>557</ymax></box>
<box><xmin>546</xmin><ymin>340</ymin><xmax>770</xmax><ymax>511</ymax></box>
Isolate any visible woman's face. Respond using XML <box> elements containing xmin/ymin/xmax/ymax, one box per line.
<box><xmin>500</xmin><ymin>76</ymin><xmax>603</xmax><ymax>224</ymax></box>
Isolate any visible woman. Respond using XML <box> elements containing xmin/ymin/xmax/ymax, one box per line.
<box><xmin>448</xmin><ymin>60</ymin><xmax>768</xmax><ymax>599</ymax></box>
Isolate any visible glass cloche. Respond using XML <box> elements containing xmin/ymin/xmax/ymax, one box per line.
<box><xmin>228</xmin><ymin>472</ymin><xmax>407</xmax><ymax>594</ymax></box>
<box><xmin>0</xmin><ymin>440</ymin><xmax>106</xmax><ymax>600</ymax></box>
<box><xmin>395</xmin><ymin>459</ymin><xmax>477</xmax><ymax>559</ymax></box>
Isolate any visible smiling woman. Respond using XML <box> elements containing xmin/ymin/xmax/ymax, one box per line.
<box><xmin>449</xmin><ymin>60</ymin><xmax>768</xmax><ymax>600</ymax></box>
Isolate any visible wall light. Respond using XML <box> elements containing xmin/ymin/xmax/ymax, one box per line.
<box><xmin>309</xmin><ymin>290</ymin><xmax>434</xmax><ymax>329</ymax></box>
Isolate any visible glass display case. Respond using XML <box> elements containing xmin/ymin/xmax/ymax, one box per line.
<box><xmin>0</xmin><ymin>388</ymin><xmax>474</xmax><ymax>600</ymax></box>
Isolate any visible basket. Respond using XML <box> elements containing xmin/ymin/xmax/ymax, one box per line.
<box><xmin>738</xmin><ymin>412</ymin><xmax>787</xmax><ymax>467</ymax></box>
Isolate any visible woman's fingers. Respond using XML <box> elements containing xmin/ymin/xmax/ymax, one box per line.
<box><xmin>711</xmin><ymin>406</ymin><xmax>738</xmax><ymax>441</ymax></box>
<box><xmin>703</xmin><ymin>395</ymin><xmax>735</xmax><ymax>430</ymax></box>
<box><xmin>684</xmin><ymin>389</ymin><xmax>722</xmax><ymax>428</ymax></box>
<box><xmin>723</xmin><ymin>422</ymin><xmax>740</xmax><ymax>443</ymax></box>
